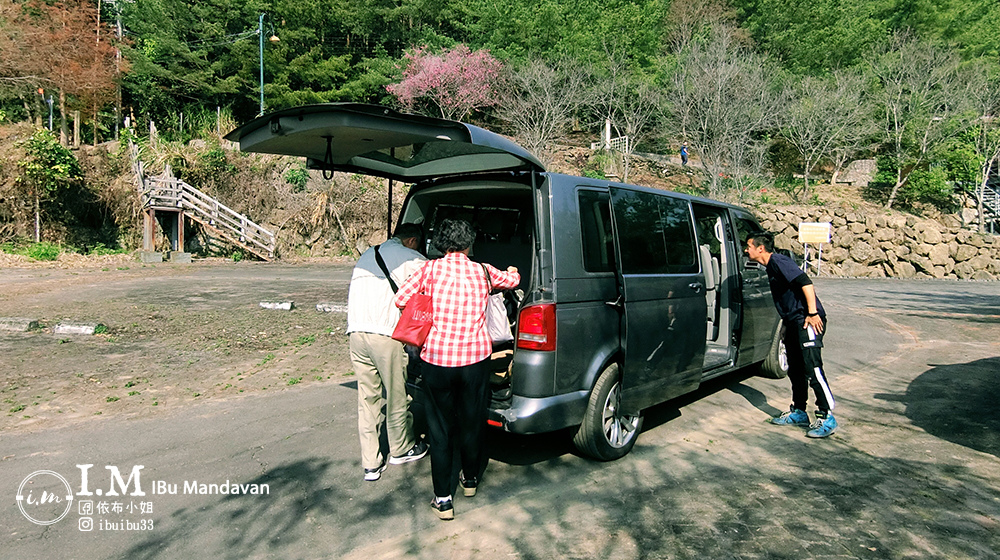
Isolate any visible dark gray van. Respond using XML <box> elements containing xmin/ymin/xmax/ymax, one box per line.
<box><xmin>226</xmin><ymin>103</ymin><xmax>787</xmax><ymax>460</ymax></box>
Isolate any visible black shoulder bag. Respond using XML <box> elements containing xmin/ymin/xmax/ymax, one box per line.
<box><xmin>373</xmin><ymin>245</ymin><xmax>399</xmax><ymax>293</ymax></box>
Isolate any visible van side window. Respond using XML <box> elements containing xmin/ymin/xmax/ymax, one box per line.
<box><xmin>732</xmin><ymin>211</ymin><xmax>762</xmax><ymax>266</ymax></box>
<box><xmin>659</xmin><ymin>196</ymin><xmax>697</xmax><ymax>273</ymax></box>
<box><xmin>578</xmin><ymin>190</ymin><xmax>614</xmax><ymax>273</ymax></box>
<box><xmin>612</xmin><ymin>189</ymin><xmax>697</xmax><ymax>274</ymax></box>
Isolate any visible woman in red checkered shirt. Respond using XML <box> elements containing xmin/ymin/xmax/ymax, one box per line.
<box><xmin>394</xmin><ymin>218</ymin><xmax>520</xmax><ymax>520</ymax></box>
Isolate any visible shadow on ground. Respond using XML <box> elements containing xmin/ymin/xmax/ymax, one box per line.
<box><xmin>114</xmin><ymin>434</ymin><xmax>1000</xmax><ymax>560</ymax></box>
<box><xmin>877</xmin><ymin>356</ymin><xmax>1000</xmax><ymax>458</ymax></box>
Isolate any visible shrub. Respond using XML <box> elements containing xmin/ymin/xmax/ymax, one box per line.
<box><xmin>772</xmin><ymin>174</ymin><xmax>805</xmax><ymax>202</ymax></box>
<box><xmin>1</xmin><ymin>241</ymin><xmax>62</xmax><ymax>260</ymax></box>
<box><xmin>16</xmin><ymin>129</ymin><xmax>83</xmax><ymax>242</ymax></box>
<box><xmin>865</xmin><ymin>157</ymin><xmax>956</xmax><ymax>212</ymax></box>
<box><xmin>87</xmin><ymin>242</ymin><xmax>126</xmax><ymax>256</ymax></box>
<box><xmin>284</xmin><ymin>166</ymin><xmax>310</xmax><ymax>193</ymax></box>
<box><xmin>197</xmin><ymin>146</ymin><xmax>236</xmax><ymax>176</ymax></box>
<box><xmin>25</xmin><ymin>242</ymin><xmax>61</xmax><ymax>261</ymax></box>
<box><xmin>864</xmin><ymin>161</ymin><xmax>896</xmax><ymax>205</ymax></box>
<box><xmin>582</xmin><ymin>151</ymin><xmax>612</xmax><ymax>180</ymax></box>
<box><xmin>901</xmin><ymin>167</ymin><xmax>956</xmax><ymax>212</ymax></box>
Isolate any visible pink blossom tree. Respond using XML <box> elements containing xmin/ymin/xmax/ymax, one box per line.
<box><xmin>387</xmin><ymin>45</ymin><xmax>504</xmax><ymax>121</ymax></box>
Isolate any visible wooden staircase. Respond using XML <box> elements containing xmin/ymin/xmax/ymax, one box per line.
<box><xmin>128</xmin><ymin>139</ymin><xmax>276</xmax><ymax>260</ymax></box>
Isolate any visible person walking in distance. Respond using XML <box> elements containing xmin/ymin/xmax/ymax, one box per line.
<box><xmin>680</xmin><ymin>142</ymin><xmax>689</xmax><ymax>167</ymax></box>
<box><xmin>347</xmin><ymin>223</ymin><xmax>429</xmax><ymax>482</ymax></box>
<box><xmin>745</xmin><ymin>231</ymin><xmax>838</xmax><ymax>438</ymax></box>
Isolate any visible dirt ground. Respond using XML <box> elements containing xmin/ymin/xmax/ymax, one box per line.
<box><xmin>0</xmin><ymin>256</ymin><xmax>357</xmax><ymax>433</ymax></box>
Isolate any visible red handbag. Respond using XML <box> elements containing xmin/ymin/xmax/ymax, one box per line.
<box><xmin>392</xmin><ymin>264</ymin><xmax>434</xmax><ymax>347</ymax></box>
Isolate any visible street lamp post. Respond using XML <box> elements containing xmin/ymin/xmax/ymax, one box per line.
<box><xmin>258</xmin><ymin>14</ymin><xmax>279</xmax><ymax>116</ymax></box>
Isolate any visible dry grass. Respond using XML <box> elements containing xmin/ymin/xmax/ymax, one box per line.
<box><xmin>0</xmin><ymin>250</ymin><xmax>136</xmax><ymax>269</ymax></box>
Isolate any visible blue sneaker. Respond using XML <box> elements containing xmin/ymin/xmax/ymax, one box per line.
<box><xmin>770</xmin><ymin>407</ymin><xmax>809</xmax><ymax>426</ymax></box>
<box><xmin>806</xmin><ymin>412</ymin><xmax>838</xmax><ymax>438</ymax></box>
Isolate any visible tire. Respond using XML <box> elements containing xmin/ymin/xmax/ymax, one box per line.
<box><xmin>572</xmin><ymin>363</ymin><xmax>644</xmax><ymax>461</ymax></box>
<box><xmin>758</xmin><ymin>322</ymin><xmax>789</xmax><ymax>379</ymax></box>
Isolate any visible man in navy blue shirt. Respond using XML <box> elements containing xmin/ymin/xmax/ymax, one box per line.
<box><xmin>746</xmin><ymin>231</ymin><xmax>838</xmax><ymax>438</ymax></box>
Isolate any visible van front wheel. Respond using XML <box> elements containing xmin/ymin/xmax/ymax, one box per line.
<box><xmin>573</xmin><ymin>364</ymin><xmax>643</xmax><ymax>461</ymax></box>
<box><xmin>758</xmin><ymin>322</ymin><xmax>789</xmax><ymax>379</ymax></box>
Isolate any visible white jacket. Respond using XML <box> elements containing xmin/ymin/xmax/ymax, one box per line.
<box><xmin>346</xmin><ymin>238</ymin><xmax>426</xmax><ymax>336</ymax></box>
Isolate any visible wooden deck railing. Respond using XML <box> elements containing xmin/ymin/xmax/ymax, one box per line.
<box><xmin>128</xmin><ymin>139</ymin><xmax>276</xmax><ymax>260</ymax></box>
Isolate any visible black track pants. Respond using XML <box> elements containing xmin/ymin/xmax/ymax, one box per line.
<box><xmin>783</xmin><ymin>317</ymin><xmax>835</xmax><ymax>413</ymax></box>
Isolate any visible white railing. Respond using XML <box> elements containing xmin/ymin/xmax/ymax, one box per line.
<box><xmin>984</xmin><ymin>182</ymin><xmax>999</xmax><ymax>234</ymax></box>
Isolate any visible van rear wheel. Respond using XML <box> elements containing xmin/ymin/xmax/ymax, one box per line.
<box><xmin>758</xmin><ymin>322</ymin><xmax>789</xmax><ymax>379</ymax></box>
<box><xmin>573</xmin><ymin>364</ymin><xmax>643</xmax><ymax>461</ymax></box>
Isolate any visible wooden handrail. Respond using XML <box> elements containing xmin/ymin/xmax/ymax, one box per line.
<box><xmin>128</xmin><ymin>138</ymin><xmax>276</xmax><ymax>260</ymax></box>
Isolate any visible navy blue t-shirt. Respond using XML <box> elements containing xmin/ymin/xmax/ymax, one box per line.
<box><xmin>765</xmin><ymin>252</ymin><xmax>825</xmax><ymax>322</ymax></box>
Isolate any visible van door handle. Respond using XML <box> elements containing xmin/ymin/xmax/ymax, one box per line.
<box><xmin>605</xmin><ymin>295</ymin><xmax>624</xmax><ymax>310</ymax></box>
<box><xmin>688</xmin><ymin>282</ymin><xmax>703</xmax><ymax>293</ymax></box>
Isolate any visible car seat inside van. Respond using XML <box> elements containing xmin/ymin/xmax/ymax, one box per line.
<box><xmin>227</xmin><ymin>103</ymin><xmax>786</xmax><ymax>461</ymax></box>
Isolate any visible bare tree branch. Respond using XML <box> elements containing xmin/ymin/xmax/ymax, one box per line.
<box><xmin>497</xmin><ymin>58</ymin><xmax>592</xmax><ymax>163</ymax></box>
<box><xmin>781</xmin><ymin>70</ymin><xmax>876</xmax><ymax>198</ymax></box>
<box><xmin>668</xmin><ymin>26</ymin><xmax>783</xmax><ymax>198</ymax></box>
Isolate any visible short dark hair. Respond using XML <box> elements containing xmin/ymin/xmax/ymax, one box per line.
<box><xmin>393</xmin><ymin>223</ymin><xmax>423</xmax><ymax>241</ymax></box>
<box><xmin>746</xmin><ymin>231</ymin><xmax>775</xmax><ymax>253</ymax></box>
<box><xmin>432</xmin><ymin>219</ymin><xmax>476</xmax><ymax>253</ymax></box>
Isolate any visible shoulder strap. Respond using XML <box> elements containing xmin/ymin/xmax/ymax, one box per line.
<box><xmin>481</xmin><ymin>263</ymin><xmax>494</xmax><ymax>292</ymax></box>
<box><xmin>373</xmin><ymin>245</ymin><xmax>399</xmax><ymax>293</ymax></box>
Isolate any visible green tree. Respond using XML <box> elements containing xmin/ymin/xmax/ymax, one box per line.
<box><xmin>117</xmin><ymin>0</ymin><xmax>474</xmax><ymax>127</ymax></box>
<box><xmin>16</xmin><ymin>128</ymin><xmax>82</xmax><ymax>242</ymax></box>
<box><xmin>964</xmin><ymin>58</ymin><xmax>1000</xmax><ymax>232</ymax></box>
<box><xmin>866</xmin><ymin>34</ymin><xmax>972</xmax><ymax>209</ymax></box>
<box><xmin>736</xmin><ymin>0</ymin><xmax>894</xmax><ymax>75</ymax></box>
<box><xmin>464</xmin><ymin>0</ymin><xmax>667</xmax><ymax>69</ymax></box>
<box><xmin>735</xmin><ymin>0</ymin><xmax>1000</xmax><ymax>74</ymax></box>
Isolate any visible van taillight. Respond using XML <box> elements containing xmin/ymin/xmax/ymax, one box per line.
<box><xmin>516</xmin><ymin>304</ymin><xmax>556</xmax><ymax>351</ymax></box>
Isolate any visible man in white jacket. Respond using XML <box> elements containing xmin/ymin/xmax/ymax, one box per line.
<box><xmin>347</xmin><ymin>223</ymin><xmax>428</xmax><ymax>481</ymax></box>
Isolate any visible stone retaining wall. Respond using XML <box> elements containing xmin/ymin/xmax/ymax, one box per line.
<box><xmin>757</xmin><ymin>205</ymin><xmax>1000</xmax><ymax>280</ymax></box>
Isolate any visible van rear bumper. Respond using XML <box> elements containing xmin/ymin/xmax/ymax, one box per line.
<box><xmin>489</xmin><ymin>390</ymin><xmax>590</xmax><ymax>434</ymax></box>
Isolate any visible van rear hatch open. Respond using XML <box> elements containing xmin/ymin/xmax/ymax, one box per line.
<box><xmin>224</xmin><ymin>103</ymin><xmax>544</xmax><ymax>181</ymax></box>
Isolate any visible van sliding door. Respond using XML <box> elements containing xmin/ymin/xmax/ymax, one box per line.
<box><xmin>610</xmin><ymin>189</ymin><xmax>706</xmax><ymax>413</ymax></box>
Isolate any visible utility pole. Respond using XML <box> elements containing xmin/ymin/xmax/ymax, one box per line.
<box><xmin>258</xmin><ymin>14</ymin><xmax>279</xmax><ymax>116</ymax></box>
<box><xmin>259</xmin><ymin>13</ymin><xmax>265</xmax><ymax>116</ymax></box>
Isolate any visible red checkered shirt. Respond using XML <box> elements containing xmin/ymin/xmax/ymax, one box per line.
<box><xmin>394</xmin><ymin>252</ymin><xmax>520</xmax><ymax>368</ymax></box>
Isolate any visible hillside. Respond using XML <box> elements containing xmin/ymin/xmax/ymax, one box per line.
<box><xmin>0</xmin><ymin>123</ymin><xmax>993</xmax><ymax>279</ymax></box>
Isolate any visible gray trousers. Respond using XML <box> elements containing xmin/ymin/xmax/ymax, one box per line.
<box><xmin>350</xmin><ymin>332</ymin><xmax>415</xmax><ymax>469</ymax></box>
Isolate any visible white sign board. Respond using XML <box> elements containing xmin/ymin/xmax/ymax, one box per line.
<box><xmin>798</xmin><ymin>222</ymin><xmax>832</xmax><ymax>244</ymax></box>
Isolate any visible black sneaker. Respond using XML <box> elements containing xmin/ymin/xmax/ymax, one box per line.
<box><xmin>430</xmin><ymin>497</ymin><xmax>454</xmax><ymax>520</ymax></box>
<box><xmin>459</xmin><ymin>473</ymin><xmax>478</xmax><ymax>497</ymax></box>
<box><xmin>389</xmin><ymin>440</ymin><xmax>429</xmax><ymax>465</ymax></box>
<box><xmin>363</xmin><ymin>460</ymin><xmax>386</xmax><ymax>482</ymax></box>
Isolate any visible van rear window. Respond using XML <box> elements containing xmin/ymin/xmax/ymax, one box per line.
<box><xmin>579</xmin><ymin>190</ymin><xmax>614</xmax><ymax>273</ymax></box>
<box><xmin>425</xmin><ymin>203</ymin><xmax>528</xmax><ymax>258</ymax></box>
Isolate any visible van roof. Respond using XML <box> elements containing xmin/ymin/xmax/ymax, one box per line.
<box><xmin>538</xmin><ymin>172</ymin><xmax>755</xmax><ymax>213</ymax></box>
